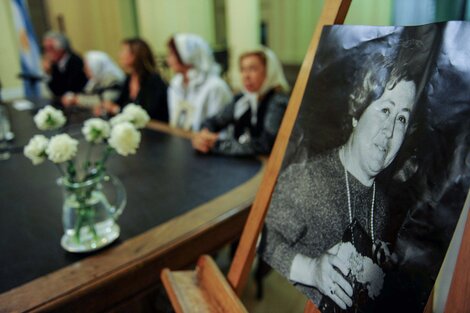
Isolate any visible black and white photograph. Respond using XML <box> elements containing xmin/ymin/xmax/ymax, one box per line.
<box><xmin>3</xmin><ymin>1</ymin><xmax>470</xmax><ymax>312</ymax></box>
<box><xmin>260</xmin><ymin>22</ymin><xmax>470</xmax><ymax>313</ymax></box>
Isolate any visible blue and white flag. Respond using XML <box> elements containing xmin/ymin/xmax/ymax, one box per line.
<box><xmin>10</xmin><ymin>0</ymin><xmax>42</xmax><ymax>98</ymax></box>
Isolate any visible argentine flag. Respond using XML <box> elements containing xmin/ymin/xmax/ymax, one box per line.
<box><xmin>10</xmin><ymin>0</ymin><xmax>42</xmax><ymax>98</ymax></box>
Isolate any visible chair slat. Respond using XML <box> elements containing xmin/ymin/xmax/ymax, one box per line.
<box><xmin>161</xmin><ymin>255</ymin><xmax>247</xmax><ymax>313</ymax></box>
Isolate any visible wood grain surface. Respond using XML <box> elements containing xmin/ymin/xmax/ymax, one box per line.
<box><xmin>0</xmin><ymin>123</ymin><xmax>266</xmax><ymax>313</ymax></box>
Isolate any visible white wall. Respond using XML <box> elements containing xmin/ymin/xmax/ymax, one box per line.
<box><xmin>225</xmin><ymin>0</ymin><xmax>261</xmax><ymax>88</ymax></box>
<box><xmin>135</xmin><ymin>0</ymin><xmax>216</xmax><ymax>56</ymax></box>
<box><xmin>261</xmin><ymin>0</ymin><xmax>393</xmax><ymax>65</ymax></box>
<box><xmin>0</xmin><ymin>0</ymin><xmax>23</xmax><ymax>100</ymax></box>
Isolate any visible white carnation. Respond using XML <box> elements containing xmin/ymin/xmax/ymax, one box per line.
<box><xmin>24</xmin><ymin>135</ymin><xmax>49</xmax><ymax>165</ymax></box>
<box><xmin>337</xmin><ymin>242</ymin><xmax>385</xmax><ymax>299</ymax></box>
<box><xmin>46</xmin><ymin>134</ymin><xmax>78</xmax><ymax>163</ymax></box>
<box><xmin>33</xmin><ymin>105</ymin><xmax>66</xmax><ymax>130</ymax></box>
<box><xmin>109</xmin><ymin>113</ymin><xmax>131</xmax><ymax>126</ymax></box>
<box><xmin>108</xmin><ymin>122</ymin><xmax>141</xmax><ymax>156</ymax></box>
<box><xmin>82</xmin><ymin>118</ymin><xmax>110</xmax><ymax>143</ymax></box>
<box><xmin>112</xmin><ymin>103</ymin><xmax>150</xmax><ymax>129</ymax></box>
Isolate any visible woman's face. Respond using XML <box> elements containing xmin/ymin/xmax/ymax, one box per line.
<box><xmin>119</xmin><ymin>44</ymin><xmax>134</xmax><ymax>72</ymax></box>
<box><xmin>43</xmin><ymin>38</ymin><xmax>65</xmax><ymax>62</ymax></box>
<box><xmin>166</xmin><ymin>47</ymin><xmax>187</xmax><ymax>73</ymax></box>
<box><xmin>240</xmin><ymin>55</ymin><xmax>266</xmax><ymax>93</ymax></box>
<box><xmin>352</xmin><ymin>80</ymin><xmax>416</xmax><ymax>178</ymax></box>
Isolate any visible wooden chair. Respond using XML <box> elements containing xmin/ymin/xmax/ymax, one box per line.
<box><xmin>161</xmin><ymin>1</ymin><xmax>470</xmax><ymax>312</ymax></box>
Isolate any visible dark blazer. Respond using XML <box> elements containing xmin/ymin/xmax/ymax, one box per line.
<box><xmin>116</xmin><ymin>73</ymin><xmax>168</xmax><ymax>122</ymax></box>
<box><xmin>48</xmin><ymin>52</ymin><xmax>88</xmax><ymax>97</ymax></box>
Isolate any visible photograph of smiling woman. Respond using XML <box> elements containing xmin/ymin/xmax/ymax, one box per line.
<box><xmin>259</xmin><ymin>25</ymin><xmax>442</xmax><ymax>313</ymax></box>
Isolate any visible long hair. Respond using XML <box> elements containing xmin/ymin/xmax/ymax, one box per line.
<box><xmin>122</xmin><ymin>38</ymin><xmax>157</xmax><ymax>81</ymax></box>
<box><xmin>167</xmin><ymin>37</ymin><xmax>184</xmax><ymax>66</ymax></box>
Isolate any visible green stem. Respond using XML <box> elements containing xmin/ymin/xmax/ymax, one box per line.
<box><xmin>55</xmin><ymin>163</ymin><xmax>66</xmax><ymax>177</ymax></box>
<box><xmin>74</xmin><ymin>209</ymin><xmax>85</xmax><ymax>243</ymax></box>
<box><xmin>89</xmin><ymin>221</ymin><xmax>99</xmax><ymax>241</ymax></box>
<box><xmin>67</xmin><ymin>160</ymin><xmax>77</xmax><ymax>182</ymax></box>
<box><xmin>82</xmin><ymin>143</ymin><xmax>94</xmax><ymax>178</ymax></box>
<box><xmin>96</xmin><ymin>146</ymin><xmax>113</xmax><ymax>173</ymax></box>
<box><xmin>102</xmin><ymin>146</ymin><xmax>113</xmax><ymax>164</ymax></box>
<box><xmin>74</xmin><ymin>206</ymin><xmax>99</xmax><ymax>243</ymax></box>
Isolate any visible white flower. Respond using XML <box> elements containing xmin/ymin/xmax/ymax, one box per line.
<box><xmin>337</xmin><ymin>242</ymin><xmax>385</xmax><ymax>299</ymax></box>
<box><xmin>33</xmin><ymin>105</ymin><xmax>66</xmax><ymax>130</ymax></box>
<box><xmin>46</xmin><ymin>134</ymin><xmax>78</xmax><ymax>163</ymax></box>
<box><xmin>82</xmin><ymin>118</ymin><xmax>110</xmax><ymax>143</ymax></box>
<box><xmin>110</xmin><ymin>103</ymin><xmax>149</xmax><ymax>129</ymax></box>
<box><xmin>24</xmin><ymin>135</ymin><xmax>49</xmax><ymax>165</ymax></box>
<box><xmin>109</xmin><ymin>113</ymin><xmax>131</xmax><ymax>126</ymax></box>
<box><xmin>108</xmin><ymin>122</ymin><xmax>141</xmax><ymax>156</ymax></box>
<box><xmin>122</xmin><ymin>104</ymin><xmax>150</xmax><ymax>128</ymax></box>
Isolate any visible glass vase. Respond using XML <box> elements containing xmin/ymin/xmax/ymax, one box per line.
<box><xmin>58</xmin><ymin>173</ymin><xmax>126</xmax><ymax>253</ymax></box>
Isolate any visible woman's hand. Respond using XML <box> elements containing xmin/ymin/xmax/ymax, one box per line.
<box><xmin>92</xmin><ymin>101</ymin><xmax>120</xmax><ymax>117</ymax></box>
<box><xmin>290</xmin><ymin>243</ymin><xmax>353</xmax><ymax>310</ymax></box>
<box><xmin>192</xmin><ymin>128</ymin><xmax>218</xmax><ymax>153</ymax></box>
<box><xmin>61</xmin><ymin>92</ymin><xmax>77</xmax><ymax>107</ymax></box>
<box><xmin>42</xmin><ymin>57</ymin><xmax>52</xmax><ymax>74</ymax></box>
<box><xmin>312</xmin><ymin>247</ymin><xmax>353</xmax><ymax>309</ymax></box>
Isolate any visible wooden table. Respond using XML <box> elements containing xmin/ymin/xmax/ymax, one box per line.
<box><xmin>0</xmin><ymin>104</ymin><xmax>265</xmax><ymax>312</ymax></box>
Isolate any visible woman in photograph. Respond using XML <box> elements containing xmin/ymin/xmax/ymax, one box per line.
<box><xmin>167</xmin><ymin>33</ymin><xmax>232</xmax><ymax>131</ymax></box>
<box><xmin>191</xmin><ymin>46</ymin><xmax>289</xmax><ymax>156</ymax></box>
<box><xmin>61</xmin><ymin>50</ymin><xmax>125</xmax><ymax>108</ymax></box>
<box><xmin>261</xmin><ymin>51</ymin><xmax>424</xmax><ymax>312</ymax></box>
<box><xmin>102</xmin><ymin>38</ymin><xmax>168</xmax><ymax>121</ymax></box>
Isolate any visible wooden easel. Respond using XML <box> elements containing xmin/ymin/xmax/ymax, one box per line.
<box><xmin>161</xmin><ymin>1</ymin><xmax>351</xmax><ymax>312</ymax></box>
<box><xmin>161</xmin><ymin>0</ymin><xmax>470</xmax><ymax>312</ymax></box>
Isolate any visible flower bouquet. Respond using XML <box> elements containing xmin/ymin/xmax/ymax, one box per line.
<box><xmin>24</xmin><ymin>104</ymin><xmax>149</xmax><ymax>252</ymax></box>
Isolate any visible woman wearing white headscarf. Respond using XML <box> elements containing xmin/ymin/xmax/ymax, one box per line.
<box><xmin>167</xmin><ymin>33</ymin><xmax>232</xmax><ymax>131</ymax></box>
<box><xmin>62</xmin><ymin>50</ymin><xmax>125</xmax><ymax>108</ymax></box>
<box><xmin>192</xmin><ymin>46</ymin><xmax>290</xmax><ymax>156</ymax></box>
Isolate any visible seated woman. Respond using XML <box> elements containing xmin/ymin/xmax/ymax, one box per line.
<box><xmin>61</xmin><ymin>51</ymin><xmax>125</xmax><ymax>108</ymax></box>
<box><xmin>191</xmin><ymin>47</ymin><xmax>290</xmax><ymax>156</ymax></box>
<box><xmin>167</xmin><ymin>33</ymin><xmax>232</xmax><ymax>131</ymax></box>
<box><xmin>103</xmin><ymin>38</ymin><xmax>168</xmax><ymax>121</ymax></box>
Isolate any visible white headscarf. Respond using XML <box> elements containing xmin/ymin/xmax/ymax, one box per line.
<box><xmin>234</xmin><ymin>46</ymin><xmax>290</xmax><ymax>125</ymax></box>
<box><xmin>84</xmin><ymin>51</ymin><xmax>125</xmax><ymax>92</ymax></box>
<box><xmin>173</xmin><ymin>33</ymin><xmax>221</xmax><ymax>76</ymax></box>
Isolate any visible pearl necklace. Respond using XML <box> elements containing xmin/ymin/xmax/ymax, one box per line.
<box><xmin>344</xmin><ymin>167</ymin><xmax>376</xmax><ymax>242</ymax></box>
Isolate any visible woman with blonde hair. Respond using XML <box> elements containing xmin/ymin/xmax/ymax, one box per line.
<box><xmin>192</xmin><ymin>47</ymin><xmax>290</xmax><ymax>156</ymax></box>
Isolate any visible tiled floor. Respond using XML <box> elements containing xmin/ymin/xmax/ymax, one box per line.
<box><xmin>241</xmin><ymin>258</ymin><xmax>308</xmax><ymax>313</ymax></box>
<box><xmin>215</xmin><ymin>245</ymin><xmax>308</xmax><ymax>313</ymax></box>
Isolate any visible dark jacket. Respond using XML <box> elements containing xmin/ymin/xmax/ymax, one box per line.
<box><xmin>201</xmin><ymin>88</ymin><xmax>289</xmax><ymax>156</ymax></box>
<box><xmin>116</xmin><ymin>73</ymin><xmax>168</xmax><ymax>122</ymax></box>
<box><xmin>48</xmin><ymin>52</ymin><xmax>88</xmax><ymax>97</ymax></box>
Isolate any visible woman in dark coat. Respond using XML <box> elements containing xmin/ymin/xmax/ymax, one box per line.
<box><xmin>192</xmin><ymin>47</ymin><xmax>290</xmax><ymax>156</ymax></box>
